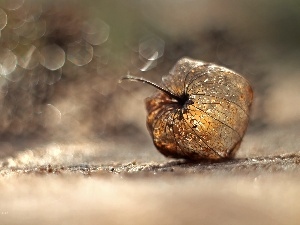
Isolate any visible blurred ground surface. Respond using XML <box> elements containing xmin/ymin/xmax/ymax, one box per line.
<box><xmin>0</xmin><ymin>0</ymin><xmax>300</xmax><ymax>225</ymax></box>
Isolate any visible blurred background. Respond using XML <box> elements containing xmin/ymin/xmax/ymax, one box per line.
<box><xmin>0</xmin><ymin>0</ymin><xmax>300</xmax><ymax>164</ymax></box>
<box><xmin>1</xmin><ymin>1</ymin><xmax>300</xmax><ymax>225</ymax></box>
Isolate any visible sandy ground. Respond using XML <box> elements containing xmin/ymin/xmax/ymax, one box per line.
<box><xmin>1</xmin><ymin>121</ymin><xmax>300</xmax><ymax>225</ymax></box>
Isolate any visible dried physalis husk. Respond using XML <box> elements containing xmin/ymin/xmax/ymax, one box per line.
<box><xmin>121</xmin><ymin>57</ymin><xmax>253</xmax><ymax>161</ymax></box>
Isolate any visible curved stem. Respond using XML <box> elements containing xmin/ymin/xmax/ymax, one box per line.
<box><xmin>120</xmin><ymin>75</ymin><xmax>181</xmax><ymax>101</ymax></box>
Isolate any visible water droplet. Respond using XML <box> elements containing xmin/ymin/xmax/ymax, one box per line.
<box><xmin>67</xmin><ymin>41</ymin><xmax>93</xmax><ymax>66</ymax></box>
<box><xmin>0</xmin><ymin>48</ymin><xmax>17</xmax><ymax>75</ymax></box>
<box><xmin>15</xmin><ymin>44</ymin><xmax>40</xmax><ymax>70</ymax></box>
<box><xmin>140</xmin><ymin>58</ymin><xmax>158</xmax><ymax>72</ymax></box>
<box><xmin>46</xmin><ymin>68</ymin><xmax>62</xmax><ymax>85</ymax></box>
<box><xmin>3</xmin><ymin>0</ymin><xmax>24</xmax><ymax>11</ymax></box>
<box><xmin>43</xmin><ymin>104</ymin><xmax>61</xmax><ymax>128</ymax></box>
<box><xmin>6</xmin><ymin>7</ymin><xmax>26</xmax><ymax>29</ymax></box>
<box><xmin>0</xmin><ymin>8</ymin><xmax>7</xmax><ymax>30</ymax></box>
<box><xmin>4</xmin><ymin>65</ymin><xmax>25</xmax><ymax>82</ymax></box>
<box><xmin>40</xmin><ymin>44</ymin><xmax>65</xmax><ymax>70</ymax></box>
<box><xmin>0</xmin><ymin>27</ymin><xmax>19</xmax><ymax>50</ymax></box>
<box><xmin>139</xmin><ymin>35</ymin><xmax>164</xmax><ymax>60</ymax></box>
<box><xmin>14</xmin><ymin>19</ymin><xmax>46</xmax><ymax>40</ymax></box>
<box><xmin>0</xmin><ymin>76</ymin><xmax>8</xmax><ymax>97</ymax></box>
<box><xmin>82</xmin><ymin>19</ymin><xmax>110</xmax><ymax>45</ymax></box>
<box><xmin>23</xmin><ymin>0</ymin><xmax>43</xmax><ymax>22</ymax></box>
